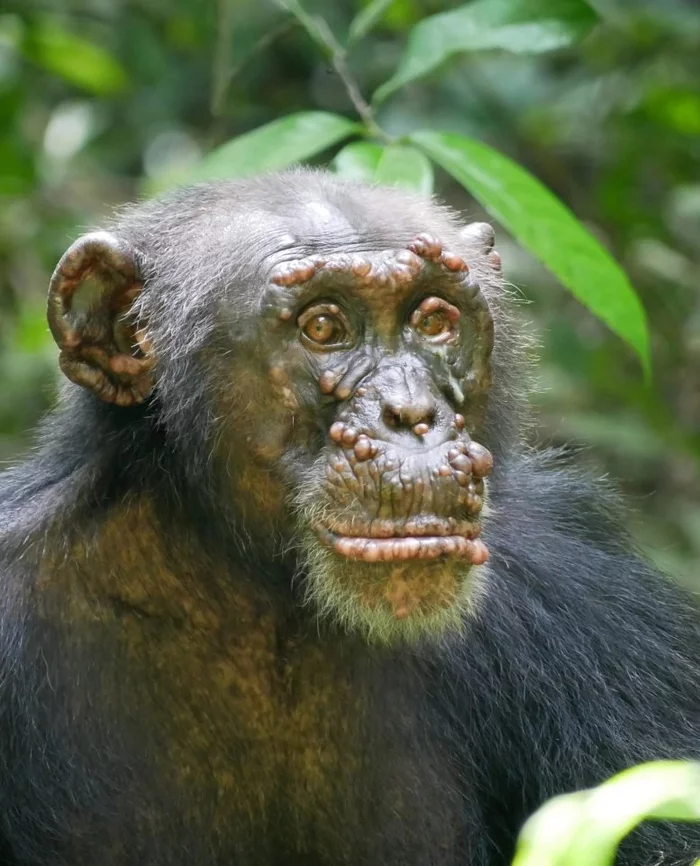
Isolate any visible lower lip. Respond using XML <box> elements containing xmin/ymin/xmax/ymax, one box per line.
<box><xmin>318</xmin><ymin>531</ymin><xmax>489</xmax><ymax>564</ymax></box>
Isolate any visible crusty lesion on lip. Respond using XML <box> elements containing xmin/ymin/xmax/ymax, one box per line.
<box><xmin>316</xmin><ymin>526</ymin><xmax>489</xmax><ymax>565</ymax></box>
<box><xmin>314</xmin><ymin>432</ymin><xmax>493</xmax><ymax>565</ymax></box>
<box><xmin>313</xmin><ymin>510</ymin><xmax>489</xmax><ymax>564</ymax></box>
<box><xmin>315</xmin><ymin>515</ymin><xmax>482</xmax><ymax>539</ymax></box>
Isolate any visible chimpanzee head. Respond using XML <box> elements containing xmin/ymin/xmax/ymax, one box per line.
<box><xmin>47</xmin><ymin>170</ymin><xmax>521</xmax><ymax>643</ymax></box>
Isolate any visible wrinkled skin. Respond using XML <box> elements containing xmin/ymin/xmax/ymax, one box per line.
<box><xmin>0</xmin><ymin>170</ymin><xmax>698</xmax><ymax>866</ymax></box>
<box><xmin>253</xmin><ymin>236</ymin><xmax>495</xmax><ymax>636</ymax></box>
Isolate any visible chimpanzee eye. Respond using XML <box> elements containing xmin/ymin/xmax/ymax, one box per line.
<box><xmin>298</xmin><ymin>303</ymin><xmax>352</xmax><ymax>351</ymax></box>
<box><xmin>306</xmin><ymin>314</ymin><xmax>335</xmax><ymax>343</ymax></box>
<box><xmin>410</xmin><ymin>297</ymin><xmax>460</xmax><ymax>344</ymax></box>
<box><xmin>417</xmin><ymin>311</ymin><xmax>450</xmax><ymax>337</ymax></box>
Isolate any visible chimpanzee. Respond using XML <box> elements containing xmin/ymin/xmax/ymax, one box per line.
<box><xmin>0</xmin><ymin>169</ymin><xmax>698</xmax><ymax>866</ymax></box>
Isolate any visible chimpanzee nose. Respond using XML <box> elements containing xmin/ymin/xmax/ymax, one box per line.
<box><xmin>382</xmin><ymin>392</ymin><xmax>436</xmax><ymax>432</ymax></box>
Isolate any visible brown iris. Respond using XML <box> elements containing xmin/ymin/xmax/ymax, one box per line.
<box><xmin>410</xmin><ymin>297</ymin><xmax>460</xmax><ymax>344</ymax></box>
<box><xmin>298</xmin><ymin>302</ymin><xmax>351</xmax><ymax>350</ymax></box>
<box><xmin>305</xmin><ymin>314</ymin><xmax>335</xmax><ymax>343</ymax></box>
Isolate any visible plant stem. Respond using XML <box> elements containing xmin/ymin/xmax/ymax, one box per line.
<box><xmin>219</xmin><ymin>19</ymin><xmax>297</xmax><ymax>110</ymax></box>
<box><xmin>313</xmin><ymin>17</ymin><xmax>390</xmax><ymax>142</ymax></box>
<box><xmin>277</xmin><ymin>0</ymin><xmax>391</xmax><ymax>142</ymax></box>
<box><xmin>211</xmin><ymin>0</ymin><xmax>234</xmax><ymax>116</ymax></box>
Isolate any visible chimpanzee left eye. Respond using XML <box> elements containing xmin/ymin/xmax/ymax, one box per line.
<box><xmin>409</xmin><ymin>297</ymin><xmax>460</xmax><ymax>343</ymax></box>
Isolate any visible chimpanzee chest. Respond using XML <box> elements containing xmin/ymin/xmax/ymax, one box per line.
<box><xmin>51</xmin><ymin>589</ymin><xmax>465</xmax><ymax>866</ymax></box>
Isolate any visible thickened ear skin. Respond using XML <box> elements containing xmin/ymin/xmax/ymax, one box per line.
<box><xmin>47</xmin><ymin>232</ymin><xmax>156</xmax><ymax>406</ymax></box>
<box><xmin>459</xmin><ymin>222</ymin><xmax>501</xmax><ymax>272</ymax></box>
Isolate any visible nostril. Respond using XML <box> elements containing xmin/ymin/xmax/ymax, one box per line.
<box><xmin>382</xmin><ymin>402</ymin><xmax>436</xmax><ymax>431</ymax></box>
<box><xmin>382</xmin><ymin>406</ymin><xmax>400</xmax><ymax>429</ymax></box>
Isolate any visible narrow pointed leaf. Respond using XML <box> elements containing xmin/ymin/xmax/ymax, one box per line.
<box><xmin>374</xmin><ymin>0</ymin><xmax>598</xmax><ymax>103</ymax></box>
<box><xmin>192</xmin><ymin>112</ymin><xmax>358</xmax><ymax>182</ymax></box>
<box><xmin>332</xmin><ymin>141</ymin><xmax>384</xmax><ymax>182</ymax></box>
<box><xmin>411</xmin><ymin>130</ymin><xmax>649</xmax><ymax>373</ymax></box>
<box><xmin>374</xmin><ymin>144</ymin><xmax>434</xmax><ymax>194</ymax></box>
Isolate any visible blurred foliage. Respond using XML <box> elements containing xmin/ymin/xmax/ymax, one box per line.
<box><xmin>0</xmin><ymin>0</ymin><xmax>699</xmax><ymax>584</ymax></box>
<box><xmin>513</xmin><ymin>761</ymin><xmax>700</xmax><ymax>866</ymax></box>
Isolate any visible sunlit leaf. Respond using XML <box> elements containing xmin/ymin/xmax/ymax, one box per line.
<box><xmin>192</xmin><ymin>112</ymin><xmax>358</xmax><ymax>182</ymax></box>
<box><xmin>411</xmin><ymin>130</ymin><xmax>649</xmax><ymax>373</ymax></box>
<box><xmin>513</xmin><ymin>762</ymin><xmax>700</xmax><ymax>866</ymax></box>
<box><xmin>22</xmin><ymin>20</ymin><xmax>128</xmax><ymax>95</ymax></box>
<box><xmin>349</xmin><ymin>0</ymin><xmax>396</xmax><ymax>43</ymax></box>
<box><xmin>374</xmin><ymin>143</ymin><xmax>433</xmax><ymax>194</ymax></box>
<box><xmin>332</xmin><ymin>141</ymin><xmax>384</xmax><ymax>181</ymax></box>
<box><xmin>374</xmin><ymin>0</ymin><xmax>598</xmax><ymax>103</ymax></box>
<box><xmin>512</xmin><ymin>791</ymin><xmax>590</xmax><ymax>866</ymax></box>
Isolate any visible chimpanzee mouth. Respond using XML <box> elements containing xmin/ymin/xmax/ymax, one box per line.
<box><xmin>315</xmin><ymin>519</ymin><xmax>489</xmax><ymax>564</ymax></box>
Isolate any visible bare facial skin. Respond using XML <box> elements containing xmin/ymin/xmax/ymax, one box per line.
<box><xmin>251</xmin><ymin>233</ymin><xmax>498</xmax><ymax>636</ymax></box>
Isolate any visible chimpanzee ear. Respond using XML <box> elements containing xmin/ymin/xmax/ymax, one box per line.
<box><xmin>47</xmin><ymin>232</ymin><xmax>156</xmax><ymax>406</ymax></box>
<box><xmin>458</xmin><ymin>222</ymin><xmax>501</xmax><ymax>272</ymax></box>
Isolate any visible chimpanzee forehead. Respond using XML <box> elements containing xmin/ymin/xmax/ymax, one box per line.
<box><xmin>263</xmin><ymin>233</ymin><xmax>485</xmax><ymax>322</ymax></box>
<box><xmin>125</xmin><ymin>179</ymin><xmax>471</xmax><ymax>318</ymax></box>
<box><xmin>238</xmin><ymin>191</ymin><xmax>465</xmax><ymax>271</ymax></box>
<box><xmin>258</xmin><ymin>205</ymin><xmax>421</xmax><ymax>259</ymax></box>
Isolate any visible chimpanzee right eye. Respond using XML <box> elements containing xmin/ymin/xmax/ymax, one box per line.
<box><xmin>297</xmin><ymin>302</ymin><xmax>353</xmax><ymax>351</ymax></box>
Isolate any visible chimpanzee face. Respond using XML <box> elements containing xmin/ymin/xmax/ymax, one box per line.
<box><xmin>228</xmin><ymin>234</ymin><xmax>496</xmax><ymax>643</ymax></box>
<box><xmin>47</xmin><ymin>178</ymin><xmax>501</xmax><ymax>644</ymax></box>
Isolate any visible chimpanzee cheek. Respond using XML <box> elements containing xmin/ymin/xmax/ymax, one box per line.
<box><xmin>267</xmin><ymin>361</ymin><xmax>301</xmax><ymax>413</ymax></box>
<box><xmin>203</xmin><ymin>348</ymin><xmax>292</xmax><ymax>469</ymax></box>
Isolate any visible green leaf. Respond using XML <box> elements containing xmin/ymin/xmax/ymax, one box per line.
<box><xmin>332</xmin><ymin>141</ymin><xmax>384</xmax><ymax>181</ymax></box>
<box><xmin>349</xmin><ymin>0</ymin><xmax>396</xmax><ymax>43</ymax></box>
<box><xmin>22</xmin><ymin>20</ymin><xmax>128</xmax><ymax>95</ymax></box>
<box><xmin>374</xmin><ymin>0</ymin><xmax>598</xmax><ymax>103</ymax></box>
<box><xmin>411</xmin><ymin>130</ymin><xmax>650</xmax><ymax>373</ymax></box>
<box><xmin>513</xmin><ymin>762</ymin><xmax>700</xmax><ymax>866</ymax></box>
<box><xmin>192</xmin><ymin>112</ymin><xmax>358</xmax><ymax>182</ymax></box>
<box><xmin>374</xmin><ymin>144</ymin><xmax>434</xmax><ymax>194</ymax></box>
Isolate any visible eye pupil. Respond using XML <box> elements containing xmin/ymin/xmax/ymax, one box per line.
<box><xmin>297</xmin><ymin>303</ymin><xmax>352</xmax><ymax>351</ymax></box>
<box><xmin>302</xmin><ymin>312</ymin><xmax>343</xmax><ymax>345</ymax></box>
<box><xmin>420</xmin><ymin>312</ymin><xmax>448</xmax><ymax>335</ymax></box>
<box><xmin>313</xmin><ymin>317</ymin><xmax>328</xmax><ymax>334</ymax></box>
<box><xmin>311</xmin><ymin>316</ymin><xmax>332</xmax><ymax>340</ymax></box>
<box><xmin>409</xmin><ymin>296</ymin><xmax>460</xmax><ymax>343</ymax></box>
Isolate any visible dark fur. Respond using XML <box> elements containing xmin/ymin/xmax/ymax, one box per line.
<box><xmin>0</xmin><ymin>170</ymin><xmax>698</xmax><ymax>865</ymax></box>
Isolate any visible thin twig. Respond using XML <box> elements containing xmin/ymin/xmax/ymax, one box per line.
<box><xmin>314</xmin><ymin>17</ymin><xmax>389</xmax><ymax>141</ymax></box>
<box><xmin>211</xmin><ymin>0</ymin><xmax>234</xmax><ymax>116</ymax></box>
<box><xmin>277</xmin><ymin>0</ymin><xmax>391</xmax><ymax>142</ymax></box>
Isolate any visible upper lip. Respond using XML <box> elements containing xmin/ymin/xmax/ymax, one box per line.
<box><xmin>314</xmin><ymin>516</ymin><xmax>481</xmax><ymax>539</ymax></box>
